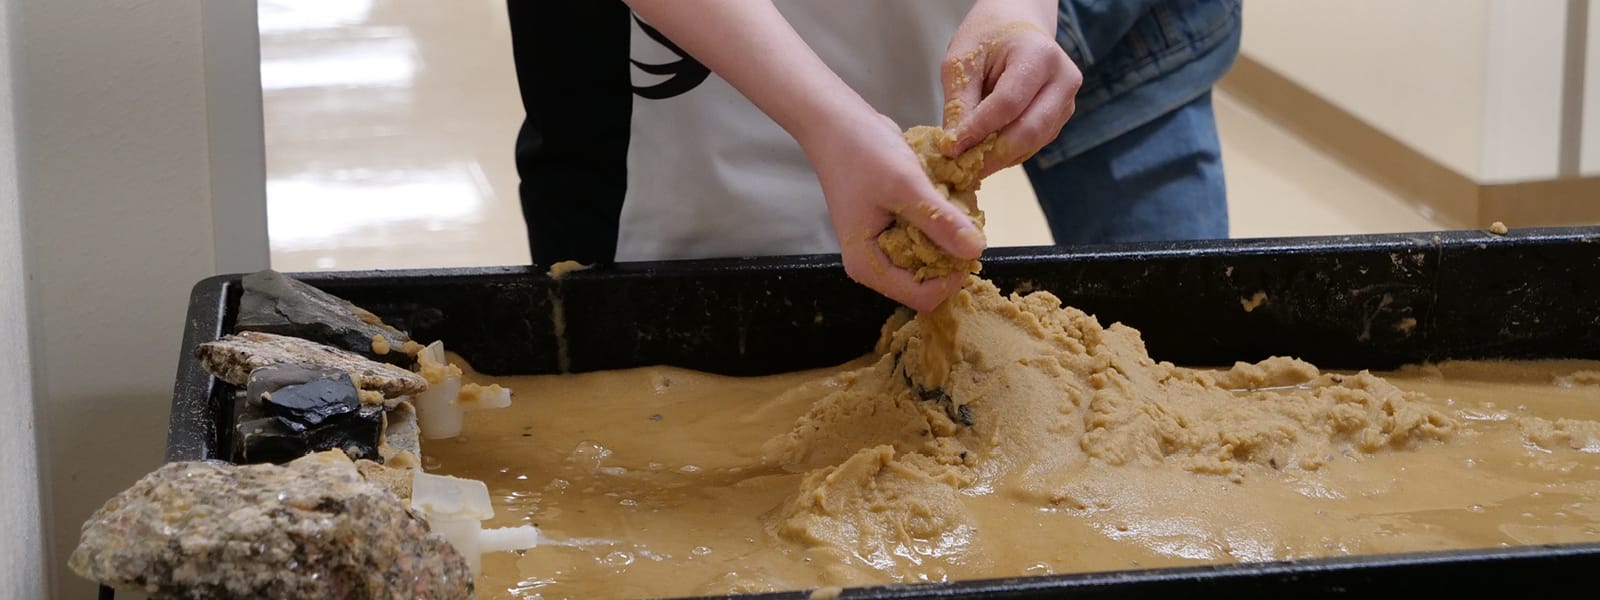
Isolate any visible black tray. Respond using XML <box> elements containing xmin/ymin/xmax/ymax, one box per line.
<box><xmin>157</xmin><ymin>227</ymin><xmax>1600</xmax><ymax>598</ymax></box>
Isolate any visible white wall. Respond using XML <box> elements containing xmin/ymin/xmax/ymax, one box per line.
<box><xmin>1480</xmin><ymin>1</ymin><xmax>1568</xmax><ymax>182</ymax></box>
<box><xmin>6</xmin><ymin>0</ymin><xmax>268</xmax><ymax>596</ymax></box>
<box><xmin>0</xmin><ymin>0</ymin><xmax>48</xmax><ymax>597</ymax></box>
<box><xmin>1584</xmin><ymin>2</ymin><xmax>1600</xmax><ymax>175</ymax></box>
<box><xmin>1243</xmin><ymin>0</ymin><xmax>1570</xmax><ymax>184</ymax></box>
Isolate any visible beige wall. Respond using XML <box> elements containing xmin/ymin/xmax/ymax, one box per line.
<box><xmin>1243</xmin><ymin>0</ymin><xmax>1572</xmax><ymax>184</ymax></box>
<box><xmin>1243</xmin><ymin>0</ymin><xmax>1491</xmax><ymax>179</ymax></box>
<box><xmin>0</xmin><ymin>0</ymin><xmax>48</xmax><ymax>597</ymax></box>
<box><xmin>6</xmin><ymin>0</ymin><xmax>269</xmax><ymax>596</ymax></box>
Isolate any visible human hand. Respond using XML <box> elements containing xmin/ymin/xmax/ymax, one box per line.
<box><xmin>800</xmin><ymin>112</ymin><xmax>986</xmax><ymax>312</ymax></box>
<box><xmin>942</xmin><ymin>0</ymin><xmax>1082</xmax><ymax>177</ymax></box>
<box><xmin>618</xmin><ymin>0</ymin><xmax>985</xmax><ymax>310</ymax></box>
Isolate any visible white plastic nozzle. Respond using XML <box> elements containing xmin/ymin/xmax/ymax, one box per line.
<box><xmin>411</xmin><ymin>472</ymin><xmax>540</xmax><ymax>575</ymax></box>
<box><xmin>414</xmin><ymin>341</ymin><xmax>512</xmax><ymax>440</ymax></box>
<box><xmin>412</xmin><ymin>471</ymin><xmax>494</xmax><ymax>521</ymax></box>
<box><xmin>415</xmin><ymin>377</ymin><xmax>463</xmax><ymax>440</ymax></box>
<box><xmin>479</xmin><ymin>525</ymin><xmax>542</xmax><ymax>553</ymax></box>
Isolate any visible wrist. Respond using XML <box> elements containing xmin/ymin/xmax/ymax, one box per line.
<box><xmin>789</xmin><ymin>97</ymin><xmax>881</xmax><ymax>161</ymax></box>
<box><xmin>966</xmin><ymin>0</ymin><xmax>1055</xmax><ymax>36</ymax></box>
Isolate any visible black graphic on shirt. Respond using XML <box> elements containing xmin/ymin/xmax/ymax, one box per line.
<box><xmin>630</xmin><ymin>14</ymin><xmax>711</xmax><ymax>99</ymax></box>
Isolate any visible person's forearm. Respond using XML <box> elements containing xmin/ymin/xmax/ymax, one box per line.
<box><xmin>965</xmin><ymin>0</ymin><xmax>1057</xmax><ymax>34</ymax></box>
<box><xmin>623</xmin><ymin>0</ymin><xmax>874</xmax><ymax>149</ymax></box>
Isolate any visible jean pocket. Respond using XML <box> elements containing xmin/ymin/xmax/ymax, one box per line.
<box><xmin>1105</xmin><ymin>92</ymin><xmax>1219</xmax><ymax>182</ymax></box>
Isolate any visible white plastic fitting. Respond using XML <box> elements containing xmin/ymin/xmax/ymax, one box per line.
<box><xmin>414</xmin><ymin>341</ymin><xmax>512</xmax><ymax>440</ymax></box>
<box><xmin>411</xmin><ymin>471</ymin><xmax>541</xmax><ymax>575</ymax></box>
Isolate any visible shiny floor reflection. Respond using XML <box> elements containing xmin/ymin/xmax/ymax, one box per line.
<box><xmin>261</xmin><ymin>0</ymin><xmax>1442</xmax><ymax>273</ymax></box>
<box><xmin>262</xmin><ymin>0</ymin><xmax>528</xmax><ymax>271</ymax></box>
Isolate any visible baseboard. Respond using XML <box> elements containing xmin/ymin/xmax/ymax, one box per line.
<box><xmin>1219</xmin><ymin>54</ymin><xmax>1600</xmax><ymax>229</ymax></box>
<box><xmin>1482</xmin><ymin>177</ymin><xmax>1600</xmax><ymax>225</ymax></box>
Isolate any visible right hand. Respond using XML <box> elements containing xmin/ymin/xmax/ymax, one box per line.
<box><xmin>799</xmin><ymin>111</ymin><xmax>987</xmax><ymax>312</ymax></box>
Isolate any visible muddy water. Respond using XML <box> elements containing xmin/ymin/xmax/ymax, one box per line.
<box><xmin>426</xmin><ymin>359</ymin><xmax>1600</xmax><ymax>599</ymax></box>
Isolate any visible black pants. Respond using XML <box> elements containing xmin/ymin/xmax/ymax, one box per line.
<box><xmin>507</xmin><ymin>1</ymin><xmax>633</xmax><ymax>267</ymax></box>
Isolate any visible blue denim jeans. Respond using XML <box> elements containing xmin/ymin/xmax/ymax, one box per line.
<box><xmin>1045</xmin><ymin>0</ymin><xmax>1242</xmax><ymax>161</ymax></box>
<box><xmin>1022</xmin><ymin>90</ymin><xmax>1227</xmax><ymax>244</ymax></box>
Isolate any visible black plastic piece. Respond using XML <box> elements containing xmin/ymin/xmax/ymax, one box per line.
<box><xmin>232</xmin><ymin>365</ymin><xmax>377</xmax><ymax>464</ymax></box>
<box><xmin>163</xmin><ymin>226</ymin><xmax>1600</xmax><ymax>599</ymax></box>
<box><xmin>310</xmin><ymin>405</ymin><xmax>384</xmax><ymax>461</ymax></box>
<box><xmin>233</xmin><ymin>403</ymin><xmax>382</xmax><ymax>465</ymax></box>
<box><xmin>234</xmin><ymin>415</ymin><xmax>309</xmax><ymax>464</ymax></box>
<box><xmin>262</xmin><ymin>374</ymin><xmax>360</xmax><ymax>430</ymax></box>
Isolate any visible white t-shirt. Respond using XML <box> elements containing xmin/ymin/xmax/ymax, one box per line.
<box><xmin>618</xmin><ymin>1</ymin><xmax>975</xmax><ymax>262</ymax></box>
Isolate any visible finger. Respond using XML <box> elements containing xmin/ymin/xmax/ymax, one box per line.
<box><xmin>976</xmin><ymin>78</ymin><xmax>1077</xmax><ymax>179</ymax></box>
<box><xmin>948</xmin><ymin>54</ymin><xmax>1048</xmax><ymax>156</ymax></box>
<box><xmin>892</xmin><ymin>272</ymin><xmax>967</xmax><ymax>313</ymax></box>
<box><xmin>882</xmin><ymin>170</ymin><xmax>986</xmax><ymax>260</ymax></box>
<box><xmin>941</xmin><ymin>49</ymin><xmax>985</xmax><ymax>133</ymax></box>
<box><xmin>842</xmin><ymin>237</ymin><xmax>966</xmax><ymax>312</ymax></box>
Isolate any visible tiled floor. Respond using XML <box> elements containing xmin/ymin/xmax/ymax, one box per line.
<box><xmin>262</xmin><ymin>0</ymin><xmax>1444</xmax><ymax>273</ymax></box>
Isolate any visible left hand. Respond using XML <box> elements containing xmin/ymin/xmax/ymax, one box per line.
<box><xmin>942</xmin><ymin>0</ymin><xmax>1082</xmax><ymax>178</ymax></box>
<box><xmin>803</xmin><ymin>112</ymin><xmax>983</xmax><ymax>312</ymax></box>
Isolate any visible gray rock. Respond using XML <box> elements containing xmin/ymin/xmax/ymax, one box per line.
<box><xmin>69</xmin><ymin>452</ymin><xmax>472</xmax><ymax>599</ymax></box>
<box><xmin>196</xmin><ymin>331</ymin><xmax>426</xmax><ymax>398</ymax></box>
<box><xmin>237</xmin><ymin>270</ymin><xmax>418</xmax><ymax>365</ymax></box>
<box><xmin>379</xmin><ymin>400</ymin><xmax>423</xmax><ymax>470</ymax></box>
<box><xmin>246</xmin><ymin>364</ymin><xmax>349</xmax><ymax>408</ymax></box>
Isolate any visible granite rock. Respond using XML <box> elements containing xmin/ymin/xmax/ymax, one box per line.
<box><xmin>69</xmin><ymin>452</ymin><xmax>472</xmax><ymax>599</ymax></box>
<box><xmin>196</xmin><ymin>331</ymin><xmax>426</xmax><ymax>399</ymax></box>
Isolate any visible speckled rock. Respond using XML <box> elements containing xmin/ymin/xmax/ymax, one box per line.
<box><xmin>69</xmin><ymin>452</ymin><xmax>472</xmax><ymax>599</ymax></box>
<box><xmin>195</xmin><ymin>331</ymin><xmax>427</xmax><ymax>399</ymax></box>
